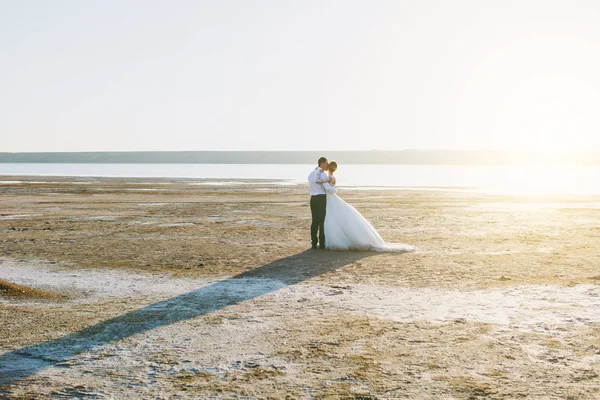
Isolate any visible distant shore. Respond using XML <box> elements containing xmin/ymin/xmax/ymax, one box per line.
<box><xmin>2</xmin><ymin>149</ymin><xmax>600</xmax><ymax>165</ymax></box>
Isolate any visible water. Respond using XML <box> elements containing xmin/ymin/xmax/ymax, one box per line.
<box><xmin>1</xmin><ymin>163</ymin><xmax>600</xmax><ymax>195</ymax></box>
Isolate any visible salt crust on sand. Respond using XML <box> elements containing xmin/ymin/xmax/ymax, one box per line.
<box><xmin>2</xmin><ymin>259</ymin><xmax>599</xmax><ymax>327</ymax></box>
<box><xmin>2</xmin><ymin>259</ymin><xmax>600</xmax><ymax>397</ymax></box>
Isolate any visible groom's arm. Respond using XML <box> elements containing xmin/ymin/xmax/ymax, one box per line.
<box><xmin>315</xmin><ymin>170</ymin><xmax>330</xmax><ymax>184</ymax></box>
<box><xmin>322</xmin><ymin>180</ymin><xmax>337</xmax><ymax>193</ymax></box>
<box><xmin>316</xmin><ymin>170</ymin><xmax>336</xmax><ymax>192</ymax></box>
<box><xmin>316</xmin><ymin>170</ymin><xmax>335</xmax><ymax>184</ymax></box>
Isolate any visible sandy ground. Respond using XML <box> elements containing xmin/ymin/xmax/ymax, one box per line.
<box><xmin>1</xmin><ymin>176</ymin><xmax>600</xmax><ymax>399</ymax></box>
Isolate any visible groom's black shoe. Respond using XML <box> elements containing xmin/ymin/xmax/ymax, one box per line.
<box><xmin>319</xmin><ymin>246</ymin><xmax>325</xmax><ymax>250</ymax></box>
<box><xmin>311</xmin><ymin>245</ymin><xmax>317</xmax><ymax>250</ymax></box>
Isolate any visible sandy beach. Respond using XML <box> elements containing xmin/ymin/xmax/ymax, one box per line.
<box><xmin>1</xmin><ymin>177</ymin><xmax>600</xmax><ymax>399</ymax></box>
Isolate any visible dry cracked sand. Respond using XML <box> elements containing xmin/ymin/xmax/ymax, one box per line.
<box><xmin>1</xmin><ymin>177</ymin><xmax>600</xmax><ymax>399</ymax></box>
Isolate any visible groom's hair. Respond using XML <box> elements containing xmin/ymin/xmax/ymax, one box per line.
<box><xmin>317</xmin><ymin>157</ymin><xmax>328</xmax><ymax>166</ymax></box>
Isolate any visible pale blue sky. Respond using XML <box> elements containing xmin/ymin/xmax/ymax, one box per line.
<box><xmin>2</xmin><ymin>0</ymin><xmax>600</xmax><ymax>152</ymax></box>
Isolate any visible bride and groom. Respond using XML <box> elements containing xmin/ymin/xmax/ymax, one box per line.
<box><xmin>308</xmin><ymin>157</ymin><xmax>415</xmax><ymax>252</ymax></box>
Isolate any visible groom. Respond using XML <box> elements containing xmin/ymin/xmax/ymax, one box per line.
<box><xmin>308</xmin><ymin>157</ymin><xmax>337</xmax><ymax>249</ymax></box>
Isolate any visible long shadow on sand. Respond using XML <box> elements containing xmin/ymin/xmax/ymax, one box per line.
<box><xmin>0</xmin><ymin>249</ymin><xmax>385</xmax><ymax>386</ymax></box>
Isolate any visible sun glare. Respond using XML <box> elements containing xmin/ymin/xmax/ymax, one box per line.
<box><xmin>453</xmin><ymin>33</ymin><xmax>600</xmax><ymax>152</ymax></box>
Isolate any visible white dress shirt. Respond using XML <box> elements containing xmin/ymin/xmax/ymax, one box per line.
<box><xmin>308</xmin><ymin>167</ymin><xmax>337</xmax><ymax>195</ymax></box>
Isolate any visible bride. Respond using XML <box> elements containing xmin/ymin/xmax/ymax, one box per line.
<box><xmin>322</xmin><ymin>161</ymin><xmax>416</xmax><ymax>252</ymax></box>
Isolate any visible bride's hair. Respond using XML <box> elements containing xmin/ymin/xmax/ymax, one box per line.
<box><xmin>329</xmin><ymin>161</ymin><xmax>338</xmax><ymax>172</ymax></box>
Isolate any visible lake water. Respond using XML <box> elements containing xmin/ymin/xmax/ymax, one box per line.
<box><xmin>1</xmin><ymin>163</ymin><xmax>600</xmax><ymax>195</ymax></box>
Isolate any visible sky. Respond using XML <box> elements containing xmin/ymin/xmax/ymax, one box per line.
<box><xmin>2</xmin><ymin>0</ymin><xmax>600</xmax><ymax>152</ymax></box>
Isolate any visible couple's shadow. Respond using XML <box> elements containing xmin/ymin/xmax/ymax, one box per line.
<box><xmin>0</xmin><ymin>249</ymin><xmax>376</xmax><ymax>387</ymax></box>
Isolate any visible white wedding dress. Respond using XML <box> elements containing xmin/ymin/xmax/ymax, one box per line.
<box><xmin>324</xmin><ymin>178</ymin><xmax>416</xmax><ymax>252</ymax></box>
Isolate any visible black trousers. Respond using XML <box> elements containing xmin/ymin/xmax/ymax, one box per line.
<box><xmin>310</xmin><ymin>194</ymin><xmax>327</xmax><ymax>248</ymax></box>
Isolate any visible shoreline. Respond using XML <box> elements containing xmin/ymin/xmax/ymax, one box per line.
<box><xmin>2</xmin><ymin>162</ymin><xmax>600</xmax><ymax>196</ymax></box>
<box><xmin>4</xmin><ymin>175</ymin><xmax>600</xmax><ymax>197</ymax></box>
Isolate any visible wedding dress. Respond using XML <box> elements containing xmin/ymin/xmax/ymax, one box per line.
<box><xmin>324</xmin><ymin>178</ymin><xmax>416</xmax><ymax>252</ymax></box>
